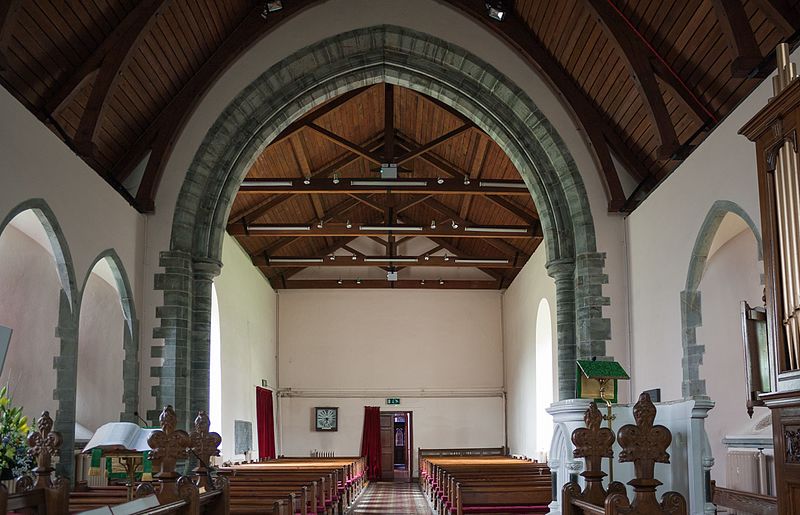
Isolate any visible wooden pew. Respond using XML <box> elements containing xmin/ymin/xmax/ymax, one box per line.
<box><xmin>218</xmin><ymin>457</ymin><xmax>366</xmax><ymax>515</ymax></box>
<box><xmin>561</xmin><ymin>393</ymin><xmax>687</xmax><ymax>515</ymax></box>
<box><xmin>5</xmin><ymin>410</ymin><xmax>70</xmax><ymax>515</ymax></box>
<box><xmin>419</xmin><ymin>454</ymin><xmax>551</xmax><ymax>514</ymax></box>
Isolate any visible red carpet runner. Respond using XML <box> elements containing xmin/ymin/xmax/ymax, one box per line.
<box><xmin>349</xmin><ymin>482</ymin><xmax>433</xmax><ymax>514</ymax></box>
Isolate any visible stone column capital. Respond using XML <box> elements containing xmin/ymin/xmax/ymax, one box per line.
<box><xmin>546</xmin><ymin>258</ymin><xmax>575</xmax><ymax>280</ymax></box>
<box><xmin>192</xmin><ymin>257</ymin><xmax>222</xmax><ymax>281</ymax></box>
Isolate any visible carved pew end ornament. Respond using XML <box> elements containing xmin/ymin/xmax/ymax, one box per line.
<box><xmin>605</xmin><ymin>392</ymin><xmax>687</xmax><ymax>515</ymax></box>
<box><xmin>15</xmin><ymin>411</ymin><xmax>69</xmax><ymax>495</ymax></box>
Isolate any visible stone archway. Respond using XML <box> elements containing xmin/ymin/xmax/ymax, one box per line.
<box><xmin>154</xmin><ymin>25</ymin><xmax>611</xmax><ymax>425</ymax></box>
<box><xmin>0</xmin><ymin>198</ymin><xmax>78</xmax><ymax>478</ymax></box>
<box><xmin>681</xmin><ymin>200</ymin><xmax>763</xmax><ymax>398</ymax></box>
<box><xmin>80</xmin><ymin>249</ymin><xmax>140</xmax><ymax>424</ymax></box>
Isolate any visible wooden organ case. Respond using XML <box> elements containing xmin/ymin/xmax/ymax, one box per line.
<box><xmin>741</xmin><ymin>43</ymin><xmax>800</xmax><ymax>514</ymax></box>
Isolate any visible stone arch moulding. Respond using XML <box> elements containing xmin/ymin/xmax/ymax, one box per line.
<box><xmin>80</xmin><ymin>249</ymin><xmax>140</xmax><ymax>425</ymax></box>
<box><xmin>0</xmin><ymin>198</ymin><xmax>78</xmax><ymax>479</ymax></box>
<box><xmin>157</xmin><ymin>25</ymin><xmax>611</xmax><ymax>425</ymax></box>
<box><xmin>681</xmin><ymin>199</ymin><xmax>763</xmax><ymax>398</ymax></box>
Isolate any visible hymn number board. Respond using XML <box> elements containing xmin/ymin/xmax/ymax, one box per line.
<box><xmin>315</xmin><ymin>407</ymin><xmax>338</xmax><ymax>431</ymax></box>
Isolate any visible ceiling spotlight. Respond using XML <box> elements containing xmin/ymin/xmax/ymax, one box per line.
<box><xmin>437</xmin><ymin>177</ymin><xmax>444</xmax><ymax>184</ymax></box>
<box><xmin>444</xmin><ymin>254</ymin><xmax>450</xmax><ymax>262</ymax></box>
<box><xmin>421</xmin><ymin>279</ymin><xmax>426</xmax><ymax>285</ymax></box>
<box><xmin>352</xmin><ymin>253</ymin><xmax>357</xmax><ymax>261</ymax></box>
<box><xmin>337</xmin><ymin>278</ymin><xmax>343</xmax><ymax>285</ymax></box>
<box><xmin>356</xmin><ymin>278</ymin><xmax>362</xmax><ymax>285</ymax></box>
<box><xmin>332</xmin><ymin>173</ymin><xmax>340</xmax><ymax>185</ymax></box>
<box><xmin>424</xmin><ymin>255</ymin><xmax>430</xmax><ymax>261</ymax></box>
<box><xmin>485</xmin><ymin>0</ymin><xmax>508</xmax><ymax>21</ymax></box>
<box><xmin>329</xmin><ymin>254</ymin><xmax>335</xmax><ymax>261</ymax></box>
<box><xmin>430</xmin><ymin>220</ymin><xmax>437</xmax><ymax>229</ymax></box>
<box><xmin>317</xmin><ymin>220</ymin><xmax>324</xmax><ymax>229</ymax></box>
<box><xmin>303</xmin><ymin>177</ymin><xmax>311</xmax><ymax>185</ymax></box>
<box><xmin>346</xmin><ymin>219</ymin><xmax>352</xmax><ymax>229</ymax></box>
<box><xmin>463</xmin><ymin>176</ymin><xmax>471</xmax><ymax>185</ymax></box>
<box><xmin>439</xmin><ymin>279</ymin><xmax>445</xmax><ymax>285</ymax></box>
<box><xmin>451</xmin><ymin>220</ymin><xmax>459</xmax><ymax>229</ymax></box>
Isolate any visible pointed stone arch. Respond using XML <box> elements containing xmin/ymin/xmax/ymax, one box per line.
<box><xmin>156</xmin><ymin>25</ymin><xmax>611</xmax><ymax>425</ymax></box>
<box><xmin>79</xmin><ymin>249</ymin><xmax>140</xmax><ymax>424</ymax></box>
<box><xmin>681</xmin><ymin>200</ymin><xmax>763</xmax><ymax>397</ymax></box>
<box><xmin>0</xmin><ymin>198</ymin><xmax>78</xmax><ymax>478</ymax></box>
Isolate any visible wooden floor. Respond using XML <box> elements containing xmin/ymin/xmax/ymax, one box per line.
<box><xmin>348</xmin><ymin>482</ymin><xmax>433</xmax><ymax>514</ymax></box>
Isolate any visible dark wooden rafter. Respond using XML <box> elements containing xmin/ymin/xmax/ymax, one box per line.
<box><xmin>395</xmin><ymin>123</ymin><xmax>474</xmax><ymax>164</ymax></box>
<box><xmin>0</xmin><ymin>0</ymin><xmax>22</xmax><ymax>72</ymax></box>
<box><xmin>445</xmin><ymin>0</ymin><xmax>641</xmax><ymax>211</ymax></box>
<box><xmin>306</xmin><ymin>123</ymin><xmax>384</xmax><ymax>165</ymax></box>
<box><xmin>282</xmin><ymin>279</ymin><xmax>501</xmax><ymax>289</ymax></box>
<box><xmin>229</xmin><ymin>223</ymin><xmax>536</xmax><ymax>238</ymax></box>
<box><xmin>484</xmin><ymin>195</ymin><xmax>538</xmax><ymax>225</ymax></box>
<box><xmin>752</xmin><ymin>0</ymin><xmax>800</xmax><ymax>37</ymax></box>
<box><xmin>73</xmin><ymin>0</ymin><xmax>172</xmax><ymax>157</ymax></box>
<box><xmin>459</xmin><ymin>135</ymin><xmax>490</xmax><ymax>220</ymax></box>
<box><xmin>712</xmin><ymin>0</ymin><xmax>765</xmax><ymax>78</ymax></box>
<box><xmin>237</xmin><ymin>178</ymin><xmax>531</xmax><ymax>195</ymax></box>
<box><xmin>110</xmin><ymin>0</ymin><xmax>322</xmax><ymax>211</ymax></box>
<box><xmin>253</xmin><ymin>254</ymin><xmax>520</xmax><ymax>267</ymax></box>
<box><xmin>584</xmin><ymin>0</ymin><xmax>679</xmax><ymax>160</ymax></box>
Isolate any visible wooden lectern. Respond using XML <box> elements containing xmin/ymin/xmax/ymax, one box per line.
<box><xmin>741</xmin><ymin>43</ymin><xmax>800</xmax><ymax>514</ymax></box>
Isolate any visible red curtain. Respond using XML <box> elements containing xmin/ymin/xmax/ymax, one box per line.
<box><xmin>360</xmin><ymin>406</ymin><xmax>382</xmax><ymax>480</ymax></box>
<box><xmin>256</xmin><ymin>387</ymin><xmax>276</xmax><ymax>460</ymax></box>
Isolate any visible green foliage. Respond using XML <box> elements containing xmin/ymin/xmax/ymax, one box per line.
<box><xmin>0</xmin><ymin>385</ymin><xmax>35</xmax><ymax>477</ymax></box>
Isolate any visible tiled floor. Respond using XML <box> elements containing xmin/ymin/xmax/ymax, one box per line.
<box><xmin>349</xmin><ymin>482</ymin><xmax>433</xmax><ymax>514</ymax></box>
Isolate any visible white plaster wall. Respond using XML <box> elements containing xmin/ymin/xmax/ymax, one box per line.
<box><xmin>141</xmin><ymin>0</ymin><xmax>631</xmax><ymax>411</ymax></box>
<box><xmin>625</xmin><ymin>61</ymin><xmax>778</xmax><ymax>401</ymax></box>
<box><xmin>502</xmin><ymin>244</ymin><xmax>557</xmax><ymax>458</ymax></box>
<box><xmin>279</xmin><ymin>396</ymin><xmax>504</xmax><ymax>475</ymax></box>
<box><xmin>76</xmin><ymin>272</ymin><xmax>125</xmax><ymax>432</ymax></box>
<box><xmin>696</xmin><ymin>229</ymin><xmax>766</xmax><ymax>487</ymax></box>
<box><xmin>0</xmin><ymin>87</ymin><xmax>145</xmax><ymax>417</ymax></box>
<box><xmin>278</xmin><ymin>289</ymin><xmax>503</xmax><ymax>390</ymax></box>
<box><xmin>0</xmin><ymin>225</ymin><xmax>60</xmax><ymax>419</ymax></box>
<box><xmin>214</xmin><ymin>233</ymin><xmax>278</xmax><ymax>460</ymax></box>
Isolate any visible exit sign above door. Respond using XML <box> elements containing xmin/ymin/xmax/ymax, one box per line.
<box><xmin>386</xmin><ymin>398</ymin><xmax>400</xmax><ymax>405</ymax></box>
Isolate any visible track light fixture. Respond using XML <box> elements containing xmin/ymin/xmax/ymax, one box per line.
<box><xmin>420</xmin><ymin>279</ymin><xmax>426</xmax><ymax>285</ymax></box>
<box><xmin>464</xmin><ymin>176</ymin><xmax>471</xmax><ymax>186</ymax></box>
<box><xmin>356</xmin><ymin>278</ymin><xmax>362</xmax><ymax>285</ymax></box>
<box><xmin>424</xmin><ymin>255</ymin><xmax>430</xmax><ymax>261</ymax></box>
<box><xmin>444</xmin><ymin>254</ymin><xmax>450</xmax><ymax>262</ymax></box>
<box><xmin>337</xmin><ymin>278</ymin><xmax>343</xmax><ymax>285</ymax></box>
<box><xmin>332</xmin><ymin>172</ymin><xmax>340</xmax><ymax>185</ymax></box>
<box><xmin>451</xmin><ymin>220</ymin><xmax>459</xmax><ymax>229</ymax></box>
<box><xmin>439</xmin><ymin>279</ymin><xmax>445</xmax><ymax>285</ymax></box>
<box><xmin>352</xmin><ymin>253</ymin><xmax>357</xmax><ymax>261</ymax></box>
<box><xmin>346</xmin><ymin>219</ymin><xmax>352</xmax><ymax>229</ymax></box>
<box><xmin>303</xmin><ymin>177</ymin><xmax>311</xmax><ymax>185</ymax></box>
<box><xmin>317</xmin><ymin>220</ymin><xmax>324</xmax><ymax>229</ymax></box>
<box><xmin>430</xmin><ymin>220</ymin><xmax>437</xmax><ymax>229</ymax></box>
<box><xmin>260</xmin><ymin>0</ymin><xmax>283</xmax><ymax>18</ymax></box>
<box><xmin>329</xmin><ymin>254</ymin><xmax>335</xmax><ymax>261</ymax></box>
<box><xmin>485</xmin><ymin>0</ymin><xmax>509</xmax><ymax>21</ymax></box>
<box><xmin>437</xmin><ymin>177</ymin><xmax>444</xmax><ymax>184</ymax></box>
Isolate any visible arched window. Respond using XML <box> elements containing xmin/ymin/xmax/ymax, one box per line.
<box><xmin>535</xmin><ymin>298</ymin><xmax>554</xmax><ymax>458</ymax></box>
<box><xmin>210</xmin><ymin>283</ymin><xmax>222</xmax><ymax>435</ymax></box>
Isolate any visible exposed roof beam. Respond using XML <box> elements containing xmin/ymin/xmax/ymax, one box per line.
<box><xmin>484</xmin><ymin>195</ymin><xmax>539</xmax><ymax>225</ymax></box>
<box><xmin>0</xmin><ymin>0</ymin><xmax>22</xmax><ymax>72</ymax></box>
<box><xmin>253</xmin><ymin>254</ymin><xmax>518</xmax><ymax>268</ymax></box>
<box><xmin>584</xmin><ymin>0</ymin><xmax>679</xmax><ymax>159</ymax></box>
<box><xmin>444</xmin><ymin>0</ymin><xmax>641</xmax><ymax>210</ymax></box>
<box><xmin>396</xmin><ymin>194</ymin><xmax>434</xmax><ymax>213</ymax></box>
<box><xmin>262</xmin><ymin>235</ymin><xmax>360</xmax><ymax>285</ymax></box>
<box><xmin>422</xmin><ymin>235</ymin><xmax>512</xmax><ymax>286</ymax></box>
<box><xmin>459</xmin><ymin>135</ymin><xmax>490</xmax><ymax>220</ymax></box>
<box><xmin>752</xmin><ymin>0</ymin><xmax>800</xmax><ymax>37</ymax></box>
<box><xmin>228</xmin><ymin>134</ymin><xmax>385</xmax><ymax>225</ymax></box>
<box><xmin>231</xmin><ymin>222</ymin><xmax>536</xmax><ymax>238</ymax></box>
<box><xmin>395</xmin><ymin>123</ymin><xmax>474</xmax><ymax>164</ymax></box>
<box><xmin>712</xmin><ymin>0</ymin><xmax>765</xmax><ymax>78</ymax></box>
<box><xmin>306</xmin><ymin>123</ymin><xmax>384</xmax><ymax>164</ymax></box>
<box><xmin>74</xmin><ymin>0</ymin><xmax>171</xmax><ymax>157</ymax></box>
<box><xmin>110</xmin><ymin>0</ymin><xmax>322</xmax><ymax>210</ymax></box>
<box><xmin>271</xmin><ymin>85</ymin><xmax>373</xmax><ymax>147</ymax></box>
<box><xmin>237</xmin><ymin>177</ymin><xmax>531</xmax><ymax>195</ymax></box>
<box><xmin>280</xmin><ymin>279</ymin><xmax>501</xmax><ymax>289</ymax></box>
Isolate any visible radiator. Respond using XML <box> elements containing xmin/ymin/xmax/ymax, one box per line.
<box><xmin>726</xmin><ymin>449</ymin><xmax>775</xmax><ymax>496</ymax></box>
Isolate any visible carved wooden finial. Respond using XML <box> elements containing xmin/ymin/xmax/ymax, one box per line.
<box><xmin>26</xmin><ymin>411</ymin><xmax>62</xmax><ymax>489</ymax></box>
<box><xmin>189</xmin><ymin>411</ymin><xmax>221</xmax><ymax>489</ymax></box>
<box><xmin>147</xmin><ymin>405</ymin><xmax>190</xmax><ymax>480</ymax></box>
<box><xmin>565</xmin><ymin>402</ymin><xmax>621</xmax><ymax>507</ymax></box>
<box><xmin>618</xmin><ymin>392</ymin><xmax>671</xmax><ymax>481</ymax></box>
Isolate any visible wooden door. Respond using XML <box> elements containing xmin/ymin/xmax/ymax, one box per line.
<box><xmin>380</xmin><ymin>413</ymin><xmax>394</xmax><ymax>480</ymax></box>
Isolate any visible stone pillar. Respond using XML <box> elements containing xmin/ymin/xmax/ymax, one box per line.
<box><xmin>120</xmin><ymin>315</ymin><xmax>139</xmax><ymax>424</ymax></box>
<box><xmin>574</xmin><ymin>252</ymin><xmax>610</xmax><ymax>359</ymax></box>
<box><xmin>53</xmin><ymin>290</ymin><xmax>77</xmax><ymax>480</ymax></box>
<box><xmin>188</xmin><ymin>258</ymin><xmax>221</xmax><ymax>426</ymax></box>
<box><xmin>547</xmin><ymin>258</ymin><xmax>577</xmax><ymax>400</ymax></box>
<box><xmin>681</xmin><ymin>289</ymin><xmax>706</xmax><ymax>397</ymax></box>
<box><xmin>151</xmin><ymin>250</ymin><xmax>193</xmax><ymax>425</ymax></box>
<box><xmin>688</xmin><ymin>397</ymin><xmax>716</xmax><ymax>515</ymax></box>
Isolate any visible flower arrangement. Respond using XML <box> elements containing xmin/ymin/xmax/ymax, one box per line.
<box><xmin>0</xmin><ymin>385</ymin><xmax>35</xmax><ymax>480</ymax></box>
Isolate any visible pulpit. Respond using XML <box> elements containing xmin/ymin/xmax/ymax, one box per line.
<box><xmin>740</xmin><ymin>43</ymin><xmax>800</xmax><ymax>514</ymax></box>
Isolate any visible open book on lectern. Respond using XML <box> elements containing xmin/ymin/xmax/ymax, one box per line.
<box><xmin>82</xmin><ymin>422</ymin><xmax>157</xmax><ymax>453</ymax></box>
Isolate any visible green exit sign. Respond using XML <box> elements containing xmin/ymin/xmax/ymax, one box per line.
<box><xmin>386</xmin><ymin>398</ymin><xmax>400</xmax><ymax>405</ymax></box>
